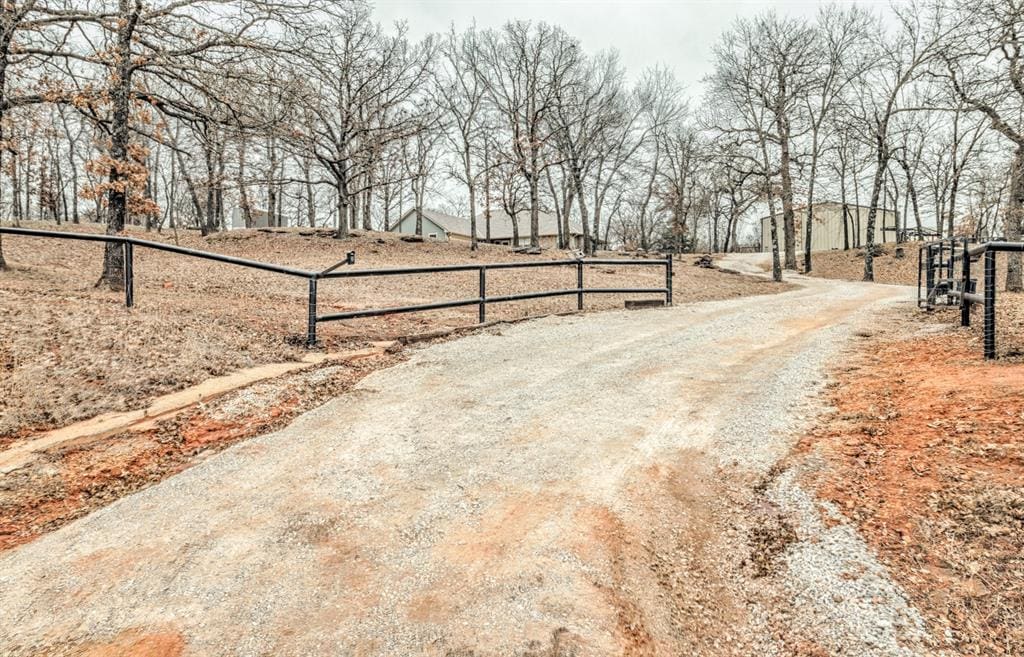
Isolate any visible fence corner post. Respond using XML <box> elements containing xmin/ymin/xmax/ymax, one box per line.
<box><xmin>984</xmin><ymin>250</ymin><xmax>996</xmax><ymax>359</ymax></box>
<box><xmin>478</xmin><ymin>265</ymin><xmax>486</xmax><ymax>324</ymax></box>
<box><xmin>665</xmin><ymin>255</ymin><xmax>673</xmax><ymax>306</ymax></box>
<box><xmin>576</xmin><ymin>259</ymin><xmax>584</xmax><ymax>311</ymax></box>
<box><xmin>925</xmin><ymin>244</ymin><xmax>936</xmax><ymax>310</ymax></box>
<box><xmin>961</xmin><ymin>242</ymin><xmax>971</xmax><ymax>327</ymax></box>
<box><xmin>921</xmin><ymin>243</ymin><xmax>929</xmax><ymax>309</ymax></box>
<box><xmin>306</xmin><ymin>275</ymin><xmax>318</xmax><ymax>348</ymax></box>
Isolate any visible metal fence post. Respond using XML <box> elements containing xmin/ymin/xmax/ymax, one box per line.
<box><xmin>576</xmin><ymin>260</ymin><xmax>584</xmax><ymax>311</ymax></box>
<box><xmin>961</xmin><ymin>242</ymin><xmax>971</xmax><ymax>327</ymax></box>
<box><xmin>478</xmin><ymin>266</ymin><xmax>486</xmax><ymax>324</ymax></box>
<box><xmin>984</xmin><ymin>250</ymin><xmax>996</xmax><ymax>359</ymax></box>
<box><xmin>917</xmin><ymin>245</ymin><xmax>922</xmax><ymax>308</ymax></box>
<box><xmin>123</xmin><ymin>240</ymin><xmax>134</xmax><ymax>308</ymax></box>
<box><xmin>306</xmin><ymin>276</ymin><xmax>318</xmax><ymax>347</ymax></box>
<box><xmin>925</xmin><ymin>244</ymin><xmax>936</xmax><ymax>310</ymax></box>
<box><xmin>665</xmin><ymin>256</ymin><xmax>673</xmax><ymax>306</ymax></box>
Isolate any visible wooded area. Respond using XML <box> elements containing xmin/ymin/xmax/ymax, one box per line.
<box><xmin>0</xmin><ymin>0</ymin><xmax>1021</xmax><ymax>288</ymax></box>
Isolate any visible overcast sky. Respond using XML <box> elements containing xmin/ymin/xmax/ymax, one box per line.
<box><xmin>372</xmin><ymin>0</ymin><xmax>903</xmax><ymax>97</ymax></box>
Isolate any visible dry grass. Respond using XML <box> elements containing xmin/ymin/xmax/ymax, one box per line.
<box><xmin>0</xmin><ymin>221</ymin><xmax>792</xmax><ymax>440</ymax></box>
<box><xmin>810</xmin><ymin>241</ymin><xmax>1024</xmax><ymax>357</ymax></box>
<box><xmin>809</xmin><ymin>242</ymin><xmax>923</xmax><ymax>285</ymax></box>
<box><xmin>796</xmin><ymin>310</ymin><xmax>1024</xmax><ymax>655</ymax></box>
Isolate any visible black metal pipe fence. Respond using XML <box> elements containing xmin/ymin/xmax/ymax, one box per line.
<box><xmin>0</xmin><ymin>227</ymin><xmax>673</xmax><ymax>347</ymax></box>
<box><xmin>918</xmin><ymin>236</ymin><xmax>1024</xmax><ymax>359</ymax></box>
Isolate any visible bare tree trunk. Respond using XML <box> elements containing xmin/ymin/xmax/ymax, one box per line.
<box><xmin>98</xmin><ymin>1</ymin><xmax>140</xmax><ymax>290</ymax></box>
<box><xmin>545</xmin><ymin>167</ymin><xmax>563</xmax><ymax>248</ymax></box>
<box><xmin>1006</xmin><ymin>146</ymin><xmax>1024</xmax><ymax>292</ymax></box>
<box><xmin>839</xmin><ymin>164</ymin><xmax>850</xmax><ymax>251</ymax></box>
<box><xmin>898</xmin><ymin>159</ymin><xmax>922</xmax><ymax>239</ymax></box>
<box><xmin>237</xmin><ymin>136</ymin><xmax>253</xmax><ymax>228</ymax></box>
<box><xmin>853</xmin><ymin>170</ymin><xmax>862</xmax><ymax>247</ymax></box>
<box><xmin>776</xmin><ymin>114</ymin><xmax>797</xmax><ymax>270</ymax></box>
<box><xmin>363</xmin><ymin>179</ymin><xmax>373</xmax><ymax>231</ymax></box>
<box><xmin>803</xmin><ymin>131</ymin><xmax>820</xmax><ymax>272</ymax></box>
<box><xmin>947</xmin><ymin>164</ymin><xmax>962</xmax><ymax>238</ymax></box>
<box><xmin>216</xmin><ymin>144</ymin><xmax>226</xmax><ymax>231</ymax></box>
<box><xmin>59</xmin><ymin>112</ymin><xmax>81</xmax><ymax>224</ymax></box>
<box><xmin>381</xmin><ymin>182</ymin><xmax>392</xmax><ymax>232</ymax></box>
<box><xmin>570</xmin><ymin>164</ymin><xmax>589</xmax><ymax>254</ymax></box>
<box><xmin>863</xmin><ymin>148</ymin><xmax>889</xmax><ymax>282</ymax></box>
<box><xmin>335</xmin><ymin>181</ymin><xmax>349</xmax><ymax>238</ymax></box>
<box><xmin>277</xmin><ymin>181</ymin><xmax>284</xmax><ymax>228</ymax></box>
<box><xmin>11</xmin><ymin>146</ymin><xmax>22</xmax><ymax>225</ymax></box>
<box><xmin>305</xmin><ymin>180</ymin><xmax>315</xmax><ymax>228</ymax></box>
<box><xmin>414</xmin><ymin>179</ymin><xmax>423</xmax><ymax>236</ymax></box>
<box><xmin>636</xmin><ymin>148</ymin><xmax>660</xmax><ymax>253</ymax></box>
<box><xmin>0</xmin><ymin>127</ymin><xmax>5</xmax><ymax>269</ymax></box>
<box><xmin>528</xmin><ymin>173</ymin><xmax>540</xmax><ymax>249</ymax></box>
<box><xmin>176</xmin><ymin>150</ymin><xmax>204</xmax><ymax>228</ymax></box>
<box><xmin>484</xmin><ymin>143</ymin><xmax>492</xmax><ymax>242</ymax></box>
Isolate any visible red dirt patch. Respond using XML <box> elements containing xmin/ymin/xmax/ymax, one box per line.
<box><xmin>0</xmin><ymin>353</ymin><xmax>400</xmax><ymax>552</ymax></box>
<box><xmin>796</xmin><ymin>311</ymin><xmax>1024</xmax><ymax>655</ymax></box>
<box><xmin>81</xmin><ymin>631</ymin><xmax>185</xmax><ymax>657</ymax></box>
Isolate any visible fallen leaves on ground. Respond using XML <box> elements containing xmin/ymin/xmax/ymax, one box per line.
<box><xmin>0</xmin><ymin>222</ymin><xmax>793</xmax><ymax>440</ymax></box>
<box><xmin>797</xmin><ymin>310</ymin><xmax>1024</xmax><ymax>656</ymax></box>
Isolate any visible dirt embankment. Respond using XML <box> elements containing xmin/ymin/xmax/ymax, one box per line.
<box><xmin>0</xmin><ymin>222</ymin><xmax>792</xmax><ymax>442</ymax></box>
<box><xmin>808</xmin><ymin>242</ymin><xmax>922</xmax><ymax>285</ymax></box>
<box><xmin>0</xmin><ymin>347</ymin><xmax>404</xmax><ymax>552</ymax></box>
<box><xmin>793</xmin><ymin>310</ymin><xmax>1024</xmax><ymax>655</ymax></box>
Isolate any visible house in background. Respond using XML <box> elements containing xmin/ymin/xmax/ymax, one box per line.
<box><xmin>391</xmin><ymin>208</ymin><xmax>585</xmax><ymax>250</ymax></box>
<box><xmin>759</xmin><ymin>202</ymin><xmax>898</xmax><ymax>257</ymax></box>
<box><xmin>229</xmin><ymin>207</ymin><xmax>271</xmax><ymax>229</ymax></box>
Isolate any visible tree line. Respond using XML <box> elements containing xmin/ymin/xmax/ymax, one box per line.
<box><xmin>0</xmin><ymin>0</ymin><xmax>1021</xmax><ymax>290</ymax></box>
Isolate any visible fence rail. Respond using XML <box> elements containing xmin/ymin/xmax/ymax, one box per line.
<box><xmin>0</xmin><ymin>226</ymin><xmax>673</xmax><ymax>346</ymax></box>
<box><xmin>918</xmin><ymin>237</ymin><xmax>1024</xmax><ymax>359</ymax></box>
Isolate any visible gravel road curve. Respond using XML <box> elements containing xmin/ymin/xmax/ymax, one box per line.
<box><xmin>0</xmin><ymin>262</ymin><xmax>928</xmax><ymax>656</ymax></box>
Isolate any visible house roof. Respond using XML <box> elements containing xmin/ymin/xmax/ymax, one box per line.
<box><xmin>398</xmin><ymin>208</ymin><xmax>582</xmax><ymax>240</ymax></box>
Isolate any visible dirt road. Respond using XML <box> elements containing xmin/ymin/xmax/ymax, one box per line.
<box><xmin>0</xmin><ymin>267</ymin><xmax>928</xmax><ymax>656</ymax></box>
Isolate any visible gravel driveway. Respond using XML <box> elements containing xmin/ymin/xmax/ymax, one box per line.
<box><xmin>0</xmin><ymin>266</ymin><xmax>928</xmax><ymax>656</ymax></box>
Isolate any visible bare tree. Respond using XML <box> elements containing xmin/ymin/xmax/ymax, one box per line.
<box><xmin>800</xmin><ymin>5</ymin><xmax>873</xmax><ymax>272</ymax></box>
<box><xmin>943</xmin><ymin>0</ymin><xmax>1024</xmax><ymax>290</ymax></box>
<box><xmin>850</xmin><ymin>6</ymin><xmax>948</xmax><ymax>281</ymax></box>
<box><xmin>436</xmin><ymin>25</ymin><xmax>486</xmax><ymax>249</ymax></box>
<box><xmin>402</xmin><ymin>113</ymin><xmax>445</xmax><ymax>236</ymax></box>
<box><xmin>477</xmin><ymin>21</ymin><xmax>578</xmax><ymax>248</ymax></box>
<box><xmin>299</xmin><ymin>5</ymin><xmax>433</xmax><ymax>239</ymax></box>
<box><xmin>551</xmin><ymin>50</ymin><xmax>631</xmax><ymax>253</ymax></box>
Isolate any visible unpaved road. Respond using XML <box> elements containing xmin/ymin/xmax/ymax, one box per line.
<box><xmin>0</xmin><ymin>266</ymin><xmax>926</xmax><ymax>656</ymax></box>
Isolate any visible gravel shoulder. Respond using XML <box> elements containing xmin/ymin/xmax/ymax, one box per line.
<box><xmin>0</xmin><ymin>265</ymin><xmax>920</xmax><ymax>656</ymax></box>
<box><xmin>790</xmin><ymin>308</ymin><xmax>1024</xmax><ymax>655</ymax></box>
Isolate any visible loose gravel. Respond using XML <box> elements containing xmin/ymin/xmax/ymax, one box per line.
<box><xmin>0</xmin><ymin>261</ymin><xmax>922</xmax><ymax>656</ymax></box>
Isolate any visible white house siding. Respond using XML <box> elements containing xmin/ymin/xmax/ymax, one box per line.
<box><xmin>394</xmin><ymin>214</ymin><xmax>449</xmax><ymax>241</ymax></box>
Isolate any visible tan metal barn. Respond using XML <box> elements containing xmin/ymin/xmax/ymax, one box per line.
<box><xmin>391</xmin><ymin>208</ymin><xmax>585</xmax><ymax>249</ymax></box>
<box><xmin>760</xmin><ymin>203</ymin><xmax>899</xmax><ymax>258</ymax></box>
